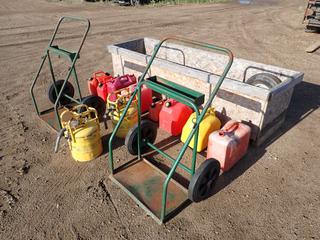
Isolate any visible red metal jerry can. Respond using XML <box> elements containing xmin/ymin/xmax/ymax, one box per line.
<box><xmin>159</xmin><ymin>99</ymin><xmax>193</xmax><ymax>136</ymax></box>
<box><xmin>87</xmin><ymin>71</ymin><xmax>112</xmax><ymax>96</ymax></box>
<box><xmin>207</xmin><ymin>120</ymin><xmax>251</xmax><ymax>172</ymax></box>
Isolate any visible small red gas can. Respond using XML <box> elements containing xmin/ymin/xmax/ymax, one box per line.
<box><xmin>107</xmin><ymin>74</ymin><xmax>136</xmax><ymax>101</ymax></box>
<box><xmin>159</xmin><ymin>99</ymin><xmax>193</xmax><ymax>136</ymax></box>
<box><xmin>87</xmin><ymin>71</ymin><xmax>112</xmax><ymax>96</ymax></box>
<box><xmin>207</xmin><ymin>120</ymin><xmax>251</xmax><ymax>172</ymax></box>
<box><xmin>149</xmin><ymin>100</ymin><xmax>164</xmax><ymax>122</ymax></box>
<box><xmin>97</xmin><ymin>81</ymin><xmax>109</xmax><ymax>102</ymax></box>
<box><xmin>128</xmin><ymin>84</ymin><xmax>153</xmax><ymax>113</ymax></box>
<box><xmin>140</xmin><ymin>87</ymin><xmax>153</xmax><ymax>113</ymax></box>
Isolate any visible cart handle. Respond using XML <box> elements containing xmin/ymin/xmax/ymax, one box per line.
<box><xmin>108</xmin><ymin>37</ymin><xmax>233</xmax><ymax>172</ymax></box>
<box><xmin>48</xmin><ymin>16</ymin><xmax>90</xmax><ymax>55</ymax></box>
<box><xmin>139</xmin><ymin>37</ymin><xmax>233</xmax><ymax>82</ymax></box>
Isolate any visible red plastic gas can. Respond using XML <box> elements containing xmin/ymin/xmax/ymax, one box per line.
<box><xmin>159</xmin><ymin>99</ymin><xmax>193</xmax><ymax>136</ymax></box>
<box><xmin>107</xmin><ymin>74</ymin><xmax>136</xmax><ymax>101</ymax></box>
<box><xmin>140</xmin><ymin>87</ymin><xmax>153</xmax><ymax>113</ymax></box>
<box><xmin>128</xmin><ymin>84</ymin><xmax>153</xmax><ymax>113</ymax></box>
<box><xmin>207</xmin><ymin>120</ymin><xmax>251</xmax><ymax>172</ymax></box>
<box><xmin>97</xmin><ymin>81</ymin><xmax>109</xmax><ymax>102</ymax></box>
<box><xmin>149</xmin><ymin>100</ymin><xmax>164</xmax><ymax>122</ymax></box>
<box><xmin>87</xmin><ymin>71</ymin><xmax>112</xmax><ymax>96</ymax></box>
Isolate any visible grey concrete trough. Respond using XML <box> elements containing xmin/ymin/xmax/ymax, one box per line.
<box><xmin>107</xmin><ymin>37</ymin><xmax>304</xmax><ymax>145</ymax></box>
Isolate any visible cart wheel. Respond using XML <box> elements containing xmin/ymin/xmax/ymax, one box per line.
<box><xmin>188</xmin><ymin>159</ymin><xmax>220</xmax><ymax>203</ymax></box>
<box><xmin>246</xmin><ymin>73</ymin><xmax>281</xmax><ymax>89</ymax></box>
<box><xmin>48</xmin><ymin>80</ymin><xmax>74</xmax><ymax>105</ymax></box>
<box><xmin>125</xmin><ymin>119</ymin><xmax>157</xmax><ymax>155</ymax></box>
<box><xmin>81</xmin><ymin>95</ymin><xmax>106</xmax><ymax>121</ymax></box>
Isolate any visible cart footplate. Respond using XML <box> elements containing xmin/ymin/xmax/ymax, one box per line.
<box><xmin>39</xmin><ymin>107</ymin><xmax>65</xmax><ymax>131</ymax></box>
<box><xmin>110</xmin><ymin>158</ymin><xmax>189</xmax><ymax>223</ymax></box>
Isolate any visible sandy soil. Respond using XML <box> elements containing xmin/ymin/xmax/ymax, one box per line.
<box><xmin>0</xmin><ymin>0</ymin><xmax>319</xmax><ymax>239</ymax></box>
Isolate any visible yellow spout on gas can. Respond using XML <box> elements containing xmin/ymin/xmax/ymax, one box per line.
<box><xmin>181</xmin><ymin>107</ymin><xmax>221</xmax><ymax>152</ymax></box>
<box><xmin>57</xmin><ymin>104</ymin><xmax>103</xmax><ymax>162</ymax></box>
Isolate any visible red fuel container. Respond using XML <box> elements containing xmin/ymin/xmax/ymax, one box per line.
<box><xmin>97</xmin><ymin>81</ymin><xmax>109</xmax><ymax>102</ymax></box>
<box><xmin>87</xmin><ymin>71</ymin><xmax>112</xmax><ymax>96</ymax></box>
<box><xmin>207</xmin><ymin>120</ymin><xmax>251</xmax><ymax>172</ymax></box>
<box><xmin>128</xmin><ymin>84</ymin><xmax>153</xmax><ymax>113</ymax></box>
<box><xmin>107</xmin><ymin>74</ymin><xmax>136</xmax><ymax>101</ymax></box>
<box><xmin>140</xmin><ymin>87</ymin><xmax>153</xmax><ymax>113</ymax></box>
<box><xmin>159</xmin><ymin>99</ymin><xmax>193</xmax><ymax>136</ymax></box>
<box><xmin>149</xmin><ymin>100</ymin><xmax>164</xmax><ymax>122</ymax></box>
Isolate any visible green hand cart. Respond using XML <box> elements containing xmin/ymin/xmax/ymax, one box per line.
<box><xmin>108</xmin><ymin>37</ymin><xmax>233</xmax><ymax>224</ymax></box>
<box><xmin>30</xmin><ymin>16</ymin><xmax>91</xmax><ymax>131</ymax></box>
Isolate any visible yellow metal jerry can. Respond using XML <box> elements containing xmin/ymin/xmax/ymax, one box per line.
<box><xmin>107</xmin><ymin>88</ymin><xmax>138</xmax><ymax>138</ymax></box>
<box><xmin>55</xmin><ymin>104</ymin><xmax>103</xmax><ymax>162</ymax></box>
<box><xmin>181</xmin><ymin>107</ymin><xmax>221</xmax><ymax>152</ymax></box>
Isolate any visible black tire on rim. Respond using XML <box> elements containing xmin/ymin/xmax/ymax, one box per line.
<box><xmin>81</xmin><ymin>95</ymin><xmax>106</xmax><ymax>121</ymax></box>
<box><xmin>48</xmin><ymin>80</ymin><xmax>75</xmax><ymax>105</ymax></box>
<box><xmin>125</xmin><ymin>119</ymin><xmax>157</xmax><ymax>155</ymax></box>
<box><xmin>246</xmin><ymin>73</ymin><xmax>281</xmax><ymax>89</ymax></box>
<box><xmin>188</xmin><ymin>159</ymin><xmax>220</xmax><ymax>203</ymax></box>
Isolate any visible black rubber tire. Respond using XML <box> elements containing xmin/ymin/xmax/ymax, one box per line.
<box><xmin>125</xmin><ymin>119</ymin><xmax>157</xmax><ymax>155</ymax></box>
<box><xmin>188</xmin><ymin>159</ymin><xmax>220</xmax><ymax>203</ymax></box>
<box><xmin>246</xmin><ymin>73</ymin><xmax>281</xmax><ymax>89</ymax></box>
<box><xmin>48</xmin><ymin>80</ymin><xmax>74</xmax><ymax>105</ymax></box>
<box><xmin>81</xmin><ymin>95</ymin><xmax>106</xmax><ymax>121</ymax></box>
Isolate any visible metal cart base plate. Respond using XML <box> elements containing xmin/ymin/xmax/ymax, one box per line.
<box><xmin>110</xmin><ymin>158</ymin><xmax>189</xmax><ymax>223</ymax></box>
<box><xmin>39</xmin><ymin>108</ymin><xmax>66</xmax><ymax>131</ymax></box>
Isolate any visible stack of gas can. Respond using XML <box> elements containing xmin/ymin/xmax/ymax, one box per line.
<box><xmin>87</xmin><ymin>71</ymin><xmax>113</xmax><ymax>99</ymax></box>
<box><xmin>88</xmin><ymin>71</ymin><xmax>153</xmax><ymax>137</ymax></box>
<box><xmin>88</xmin><ymin>71</ymin><xmax>137</xmax><ymax>102</ymax></box>
<box><xmin>147</xmin><ymin>96</ymin><xmax>251</xmax><ymax>171</ymax></box>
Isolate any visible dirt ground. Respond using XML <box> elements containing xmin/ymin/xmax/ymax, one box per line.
<box><xmin>0</xmin><ymin>0</ymin><xmax>319</xmax><ymax>239</ymax></box>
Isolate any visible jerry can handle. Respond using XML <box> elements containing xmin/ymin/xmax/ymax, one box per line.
<box><xmin>55</xmin><ymin>128</ymin><xmax>66</xmax><ymax>153</ymax></box>
<box><xmin>219</xmin><ymin>122</ymin><xmax>239</xmax><ymax>136</ymax></box>
<box><xmin>119</xmin><ymin>75</ymin><xmax>129</xmax><ymax>82</ymax></box>
<box><xmin>94</xmin><ymin>71</ymin><xmax>106</xmax><ymax>79</ymax></box>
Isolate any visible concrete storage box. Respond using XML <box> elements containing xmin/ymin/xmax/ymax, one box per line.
<box><xmin>107</xmin><ymin>38</ymin><xmax>303</xmax><ymax>145</ymax></box>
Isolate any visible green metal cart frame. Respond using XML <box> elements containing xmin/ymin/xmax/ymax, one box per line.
<box><xmin>108</xmin><ymin>37</ymin><xmax>233</xmax><ymax>224</ymax></box>
<box><xmin>30</xmin><ymin>16</ymin><xmax>90</xmax><ymax>131</ymax></box>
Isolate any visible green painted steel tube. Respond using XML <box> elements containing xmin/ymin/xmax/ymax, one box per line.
<box><xmin>144</xmin><ymin>81</ymin><xmax>199</xmax><ymax>109</ymax></box>
<box><xmin>137</xmin><ymin>86</ymin><xmax>142</xmax><ymax>159</ymax></box>
<box><xmin>47</xmin><ymin>52</ymin><xmax>58</xmax><ymax>98</ymax></box>
<box><xmin>72</xmin><ymin>67</ymin><xmax>82</xmax><ymax>101</ymax></box>
<box><xmin>30</xmin><ymin>54</ymin><xmax>48</xmax><ymax>115</ymax></box>
<box><xmin>107</xmin><ymin>37</ymin><xmax>233</xmax><ymax>223</ymax></box>
<box><xmin>30</xmin><ymin>16</ymin><xmax>90</xmax><ymax>128</ymax></box>
<box><xmin>158</xmin><ymin>38</ymin><xmax>234</xmax><ymax>221</ymax></box>
<box><xmin>145</xmin><ymin>141</ymin><xmax>192</xmax><ymax>174</ymax></box>
<box><xmin>108</xmin><ymin>85</ymin><xmax>140</xmax><ymax>173</ymax></box>
<box><xmin>61</xmin><ymin>94</ymin><xmax>81</xmax><ymax>104</ymax></box>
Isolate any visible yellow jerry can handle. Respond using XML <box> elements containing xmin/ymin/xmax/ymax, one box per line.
<box><xmin>191</xmin><ymin>107</ymin><xmax>215</xmax><ymax>125</ymax></box>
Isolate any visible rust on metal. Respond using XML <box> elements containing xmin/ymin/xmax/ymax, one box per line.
<box><xmin>111</xmin><ymin>159</ymin><xmax>188</xmax><ymax>219</ymax></box>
